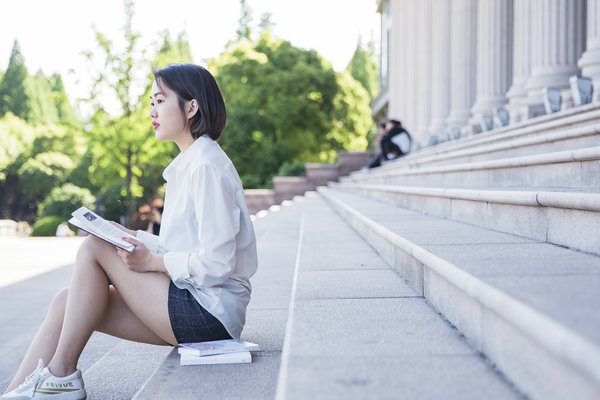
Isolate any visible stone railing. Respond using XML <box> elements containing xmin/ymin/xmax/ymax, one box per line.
<box><xmin>245</xmin><ymin>150</ymin><xmax>375</xmax><ymax>215</ymax></box>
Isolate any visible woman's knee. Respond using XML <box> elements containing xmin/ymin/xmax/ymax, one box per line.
<box><xmin>49</xmin><ymin>287</ymin><xmax>69</xmax><ymax>316</ymax></box>
<box><xmin>76</xmin><ymin>235</ymin><xmax>110</xmax><ymax>263</ymax></box>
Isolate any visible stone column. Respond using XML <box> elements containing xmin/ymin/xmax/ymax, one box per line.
<box><xmin>524</xmin><ymin>0</ymin><xmax>586</xmax><ymax>116</ymax></box>
<box><xmin>387</xmin><ymin>0</ymin><xmax>409</xmax><ymax>123</ymax></box>
<box><xmin>469</xmin><ymin>0</ymin><xmax>513</xmax><ymax>133</ymax></box>
<box><xmin>506</xmin><ymin>0</ymin><xmax>531</xmax><ymax>124</ymax></box>
<box><xmin>428</xmin><ymin>0</ymin><xmax>452</xmax><ymax>136</ymax></box>
<box><xmin>403</xmin><ymin>0</ymin><xmax>419</xmax><ymax>137</ymax></box>
<box><xmin>578</xmin><ymin>0</ymin><xmax>600</xmax><ymax>102</ymax></box>
<box><xmin>446</xmin><ymin>0</ymin><xmax>477</xmax><ymax>133</ymax></box>
<box><xmin>415</xmin><ymin>0</ymin><xmax>432</xmax><ymax>143</ymax></box>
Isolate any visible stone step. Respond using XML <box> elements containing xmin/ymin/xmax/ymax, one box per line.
<box><xmin>343</xmin><ymin>146</ymin><xmax>600</xmax><ymax>191</ymax></box>
<box><xmin>133</xmin><ymin>198</ymin><xmax>305</xmax><ymax>399</ymax></box>
<box><xmin>83</xmin><ymin>340</ymin><xmax>171</xmax><ymax>400</ymax></box>
<box><xmin>360</xmin><ymin>114</ymin><xmax>600</xmax><ymax>173</ymax></box>
<box><xmin>319</xmin><ymin>188</ymin><xmax>600</xmax><ymax>400</ymax></box>
<box><xmin>382</xmin><ymin>103</ymin><xmax>600</xmax><ymax>169</ymax></box>
<box><xmin>275</xmin><ymin>193</ymin><xmax>523</xmax><ymax>400</ymax></box>
<box><xmin>331</xmin><ymin>182</ymin><xmax>600</xmax><ymax>256</ymax></box>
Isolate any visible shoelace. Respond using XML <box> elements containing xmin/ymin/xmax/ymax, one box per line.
<box><xmin>16</xmin><ymin>359</ymin><xmax>44</xmax><ymax>390</ymax></box>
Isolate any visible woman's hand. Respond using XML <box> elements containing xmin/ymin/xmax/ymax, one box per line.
<box><xmin>116</xmin><ymin>237</ymin><xmax>166</xmax><ymax>273</ymax></box>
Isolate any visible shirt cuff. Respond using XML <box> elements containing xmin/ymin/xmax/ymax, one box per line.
<box><xmin>164</xmin><ymin>251</ymin><xmax>192</xmax><ymax>283</ymax></box>
<box><xmin>136</xmin><ymin>230</ymin><xmax>160</xmax><ymax>254</ymax></box>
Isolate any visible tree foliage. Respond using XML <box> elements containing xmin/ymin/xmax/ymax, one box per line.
<box><xmin>212</xmin><ymin>31</ymin><xmax>372</xmax><ymax>187</ymax></box>
<box><xmin>346</xmin><ymin>39</ymin><xmax>378</xmax><ymax>101</ymax></box>
<box><xmin>37</xmin><ymin>183</ymin><xmax>96</xmax><ymax>220</ymax></box>
<box><xmin>0</xmin><ymin>40</ymin><xmax>30</xmax><ymax>119</ymax></box>
<box><xmin>236</xmin><ymin>0</ymin><xmax>253</xmax><ymax>41</ymax></box>
<box><xmin>0</xmin><ymin>0</ymin><xmax>377</xmax><ymax>226</ymax></box>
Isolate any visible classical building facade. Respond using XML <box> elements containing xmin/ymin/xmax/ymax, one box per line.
<box><xmin>372</xmin><ymin>0</ymin><xmax>600</xmax><ymax>147</ymax></box>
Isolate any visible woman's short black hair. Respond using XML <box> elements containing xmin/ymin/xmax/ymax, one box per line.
<box><xmin>152</xmin><ymin>64</ymin><xmax>227</xmax><ymax>140</ymax></box>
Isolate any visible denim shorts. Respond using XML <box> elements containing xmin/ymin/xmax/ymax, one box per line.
<box><xmin>168</xmin><ymin>281</ymin><xmax>232</xmax><ymax>344</ymax></box>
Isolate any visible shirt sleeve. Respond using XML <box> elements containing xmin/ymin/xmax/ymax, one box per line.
<box><xmin>136</xmin><ymin>230</ymin><xmax>160</xmax><ymax>254</ymax></box>
<box><xmin>164</xmin><ymin>164</ymin><xmax>241</xmax><ymax>288</ymax></box>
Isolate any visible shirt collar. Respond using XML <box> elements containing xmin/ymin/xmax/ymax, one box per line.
<box><xmin>163</xmin><ymin>135</ymin><xmax>213</xmax><ymax>180</ymax></box>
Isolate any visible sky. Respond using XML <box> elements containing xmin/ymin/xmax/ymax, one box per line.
<box><xmin>0</xmin><ymin>0</ymin><xmax>380</xmax><ymax>116</ymax></box>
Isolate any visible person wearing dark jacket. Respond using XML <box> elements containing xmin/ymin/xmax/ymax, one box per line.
<box><xmin>380</xmin><ymin>119</ymin><xmax>412</xmax><ymax>162</ymax></box>
<box><xmin>367</xmin><ymin>119</ymin><xmax>412</xmax><ymax>169</ymax></box>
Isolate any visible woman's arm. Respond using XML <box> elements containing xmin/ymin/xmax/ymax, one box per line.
<box><xmin>163</xmin><ymin>165</ymin><xmax>241</xmax><ymax>288</ymax></box>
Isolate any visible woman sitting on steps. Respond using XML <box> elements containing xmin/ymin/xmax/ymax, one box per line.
<box><xmin>2</xmin><ymin>64</ymin><xmax>258</xmax><ymax>400</ymax></box>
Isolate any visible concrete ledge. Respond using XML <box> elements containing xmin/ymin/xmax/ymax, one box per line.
<box><xmin>319</xmin><ymin>188</ymin><xmax>600</xmax><ymax>400</ymax></box>
<box><xmin>332</xmin><ymin>183</ymin><xmax>600</xmax><ymax>255</ymax></box>
<box><xmin>376</xmin><ymin>104</ymin><xmax>600</xmax><ymax>169</ymax></box>
<box><xmin>245</xmin><ymin>189</ymin><xmax>276</xmax><ymax>215</ymax></box>
<box><xmin>276</xmin><ymin>194</ymin><xmax>521</xmax><ymax>399</ymax></box>
<box><xmin>349</xmin><ymin>146</ymin><xmax>600</xmax><ymax>190</ymax></box>
<box><xmin>305</xmin><ymin>163</ymin><xmax>339</xmax><ymax>187</ymax></box>
<box><xmin>363</xmin><ymin>122</ymin><xmax>600</xmax><ymax>173</ymax></box>
<box><xmin>272</xmin><ymin>177</ymin><xmax>314</xmax><ymax>204</ymax></box>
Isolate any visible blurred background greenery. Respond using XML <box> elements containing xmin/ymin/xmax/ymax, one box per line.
<box><xmin>0</xmin><ymin>0</ymin><xmax>377</xmax><ymax>233</ymax></box>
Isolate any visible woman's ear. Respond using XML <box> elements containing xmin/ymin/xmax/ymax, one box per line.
<box><xmin>186</xmin><ymin>99</ymin><xmax>199</xmax><ymax>119</ymax></box>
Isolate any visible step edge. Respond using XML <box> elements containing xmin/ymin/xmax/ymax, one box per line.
<box><xmin>333</xmin><ymin>183</ymin><xmax>600</xmax><ymax>212</ymax></box>
<box><xmin>319</xmin><ymin>187</ymin><xmax>600</xmax><ymax>386</ymax></box>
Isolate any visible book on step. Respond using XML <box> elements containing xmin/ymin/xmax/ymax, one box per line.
<box><xmin>68</xmin><ymin>206</ymin><xmax>136</xmax><ymax>252</ymax></box>
<box><xmin>178</xmin><ymin>339</ymin><xmax>259</xmax><ymax>357</ymax></box>
<box><xmin>180</xmin><ymin>350</ymin><xmax>252</xmax><ymax>366</ymax></box>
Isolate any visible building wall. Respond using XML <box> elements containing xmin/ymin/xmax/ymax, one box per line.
<box><xmin>374</xmin><ymin>0</ymin><xmax>600</xmax><ymax>147</ymax></box>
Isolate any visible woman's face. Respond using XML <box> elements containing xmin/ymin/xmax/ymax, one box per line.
<box><xmin>149</xmin><ymin>79</ymin><xmax>189</xmax><ymax>144</ymax></box>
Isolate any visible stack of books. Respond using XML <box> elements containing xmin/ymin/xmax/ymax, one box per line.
<box><xmin>178</xmin><ymin>339</ymin><xmax>260</xmax><ymax>366</ymax></box>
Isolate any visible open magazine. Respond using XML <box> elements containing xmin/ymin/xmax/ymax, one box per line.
<box><xmin>68</xmin><ymin>206</ymin><xmax>136</xmax><ymax>252</ymax></box>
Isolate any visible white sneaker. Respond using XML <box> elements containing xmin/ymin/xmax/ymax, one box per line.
<box><xmin>1</xmin><ymin>359</ymin><xmax>86</xmax><ymax>400</ymax></box>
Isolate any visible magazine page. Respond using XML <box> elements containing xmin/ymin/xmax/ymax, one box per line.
<box><xmin>69</xmin><ymin>207</ymin><xmax>136</xmax><ymax>252</ymax></box>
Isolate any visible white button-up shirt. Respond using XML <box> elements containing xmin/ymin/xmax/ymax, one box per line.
<box><xmin>136</xmin><ymin>135</ymin><xmax>257</xmax><ymax>339</ymax></box>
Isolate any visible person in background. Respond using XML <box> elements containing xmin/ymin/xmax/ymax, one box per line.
<box><xmin>147</xmin><ymin>204</ymin><xmax>163</xmax><ymax>235</ymax></box>
<box><xmin>366</xmin><ymin>122</ymin><xmax>389</xmax><ymax>169</ymax></box>
<box><xmin>2</xmin><ymin>64</ymin><xmax>258</xmax><ymax>400</ymax></box>
<box><xmin>380</xmin><ymin>119</ymin><xmax>412</xmax><ymax>162</ymax></box>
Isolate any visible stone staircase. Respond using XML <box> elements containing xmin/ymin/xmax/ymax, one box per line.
<box><xmin>1</xmin><ymin>104</ymin><xmax>599</xmax><ymax>399</ymax></box>
<box><xmin>314</xmin><ymin>104</ymin><xmax>600</xmax><ymax>399</ymax></box>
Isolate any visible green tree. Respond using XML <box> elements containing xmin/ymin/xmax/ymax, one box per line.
<box><xmin>0</xmin><ymin>113</ymin><xmax>36</xmax><ymax>219</ymax></box>
<box><xmin>331</xmin><ymin>71</ymin><xmax>373</xmax><ymax>151</ymax></box>
<box><xmin>236</xmin><ymin>0</ymin><xmax>253</xmax><ymax>41</ymax></box>
<box><xmin>27</xmin><ymin>70</ymin><xmax>59</xmax><ymax>125</ymax></box>
<box><xmin>49</xmin><ymin>74</ymin><xmax>78</xmax><ymax>125</ymax></box>
<box><xmin>37</xmin><ymin>183</ymin><xmax>96</xmax><ymax>220</ymax></box>
<box><xmin>346</xmin><ymin>39</ymin><xmax>378</xmax><ymax>101</ymax></box>
<box><xmin>0</xmin><ymin>40</ymin><xmax>30</xmax><ymax>119</ymax></box>
<box><xmin>18</xmin><ymin>152</ymin><xmax>74</xmax><ymax>205</ymax></box>
<box><xmin>83</xmin><ymin>0</ymin><xmax>154</xmax><ymax>220</ymax></box>
<box><xmin>212</xmin><ymin>31</ymin><xmax>371</xmax><ymax>187</ymax></box>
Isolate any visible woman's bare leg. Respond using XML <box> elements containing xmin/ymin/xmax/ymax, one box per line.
<box><xmin>4</xmin><ymin>235</ymin><xmax>176</xmax><ymax>392</ymax></box>
<box><xmin>4</xmin><ymin>289</ymin><xmax>69</xmax><ymax>393</ymax></box>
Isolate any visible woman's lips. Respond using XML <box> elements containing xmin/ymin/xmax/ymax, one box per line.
<box><xmin>153</xmin><ymin>122</ymin><xmax>159</xmax><ymax>130</ymax></box>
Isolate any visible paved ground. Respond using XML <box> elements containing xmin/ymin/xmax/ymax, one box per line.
<box><xmin>0</xmin><ymin>237</ymin><xmax>84</xmax><ymax>288</ymax></box>
<box><xmin>0</xmin><ymin>237</ymin><xmax>87</xmax><ymax>391</ymax></box>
